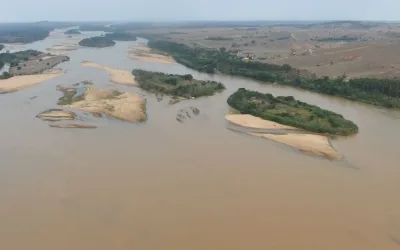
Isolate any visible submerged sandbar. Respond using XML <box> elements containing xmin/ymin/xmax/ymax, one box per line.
<box><xmin>81</xmin><ymin>61</ymin><xmax>137</xmax><ymax>86</ymax></box>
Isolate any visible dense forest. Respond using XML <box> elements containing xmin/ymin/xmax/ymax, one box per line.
<box><xmin>104</xmin><ymin>32</ymin><xmax>137</xmax><ymax>41</ymax></box>
<box><xmin>64</xmin><ymin>29</ymin><xmax>81</xmax><ymax>35</ymax></box>
<box><xmin>0</xmin><ymin>28</ymin><xmax>49</xmax><ymax>43</ymax></box>
<box><xmin>79</xmin><ymin>36</ymin><xmax>116</xmax><ymax>48</ymax></box>
<box><xmin>148</xmin><ymin>40</ymin><xmax>293</xmax><ymax>80</ymax></box>
<box><xmin>228</xmin><ymin>88</ymin><xmax>358</xmax><ymax>135</ymax></box>
<box><xmin>0</xmin><ymin>22</ymin><xmax>96</xmax><ymax>43</ymax></box>
<box><xmin>132</xmin><ymin>69</ymin><xmax>225</xmax><ymax>98</ymax></box>
<box><xmin>149</xmin><ymin>40</ymin><xmax>400</xmax><ymax>108</ymax></box>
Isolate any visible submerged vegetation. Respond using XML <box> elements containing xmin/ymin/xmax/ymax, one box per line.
<box><xmin>132</xmin><ymin>69</ymin><xmax>225</xmax><ymax>98</ymax></box>
<box><xmin>149</xmin><ymin>40</ymin><xmax>400</xmax><ymax>109</ymax></box>
<box><xmin>227</xmin><ymin>88</ymin><xmax>358</xmax><ymax>135</ymax></box>
<box><xmin>79</xmin><ymin>36</ymin><xmax>116</xmax><ymax>48</ymax></box>
<box><xmin>57</xmin><ymin>87</ymin><xmax>85</xmax><ymax>105</ymax></box>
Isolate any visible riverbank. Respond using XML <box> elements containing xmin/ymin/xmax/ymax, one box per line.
<box><xmin>81</xmin><ymin>61</ymin><xmax>137</xmax><ymax>86</ymax></box>
<box><xmin>149</xmin><ymin>40</ymin><xmax>400</xmax><ymax>109</ymax></box>
<box><xmin>127</xmin><ymin>44</ymin><xmax>176</xmax><ymax>64</ymax></box>
<box><xmin>0</xmin><ymin>69</ymin><xmax>63</xmax><ymax>93</ymax></box>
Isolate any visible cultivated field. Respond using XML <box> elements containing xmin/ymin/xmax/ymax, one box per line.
<box><xmin>133</xmin><ymin>21</ymin><xmax>400</xmax><ymax>78</ymax></box>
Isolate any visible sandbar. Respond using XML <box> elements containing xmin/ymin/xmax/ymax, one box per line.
<box><xmin>249</xmin><ymin>133</ymin><xmax>341</xmax><ymax>160</ymax></box>
<box><xmin>49</xmin><ymin>124</ymin><xmax>97</xmax><ymax>129</ymax></box>
<box><xmin>127</xmin><ymin>44</ymin><xmax>176</xmax><ymax>64</ymax></box>
<box><xmin>47</xmin><ymin>44</ymin><xmax>79</xmax><ymax>54</ymax></box>
<box><xmin>226</xmin><ymin>114</ymin><xmax>297</xmax><ymax>130</ymax></box>
<box><xmin>0</xmin><ymin>69</ymin><xmax>63</xmax><ymax>93</ymax></box>
<box><xmin>81</xmin><ymin>61</ymin><xmax>137</xmax><ymax>86</ymax></box>
<box><xmin>226</xmin><ymin>114</ymin><xmax>340</xmax><ymax>159</ymax></box>
<box><xmin>65</xmin><ymin>87</ymin><xmax>146</xmax><ymax>122</ymax></box>
<box><xmin>37</xmin><ymin>109</ymin><xmax>76</xmax><ymax>121</ymax></box>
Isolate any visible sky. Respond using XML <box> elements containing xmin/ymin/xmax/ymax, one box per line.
<box><xmin>1</xmin><ymin>0</ymin><xmax>399</xmax><ymax>22</ymax></box>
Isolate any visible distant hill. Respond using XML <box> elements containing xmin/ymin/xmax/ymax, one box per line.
<box><xmin>79</xmin><ymin>36</ymin><xmax>115</xmax><ymax>48</ymax></box>
<box><xmin>79</xmin><ymin>24</ymin><xmax>109</xmax><ymax>32</ymax></box>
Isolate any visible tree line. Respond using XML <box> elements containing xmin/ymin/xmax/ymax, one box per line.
<box><xmin>148</xmin><ymin>40</ymin><xmax>400</xmax><ymax>109</ymax></box>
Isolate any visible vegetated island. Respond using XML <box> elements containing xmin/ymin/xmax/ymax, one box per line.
<box><xmin>228</xmin><ymin>88</ymin><xmax>358</xmax><ymax>135</ymax></box>
<box><xmin>64</xmin><ymin>29</ymin><xmax>81</xmax><ymax>35</ymax></box>
<box><xmin>226</xmin><ymin>88</ymin><xmax>359</xmax><ymax>159</ymax></box>
<box><xmin>0</xmin><ymin>50</ymin><xmax>68</xmax><ymax>93</ymax></box>
<box><xmin>79</xmin><ymin>36</ymin><xmax>116</xmax><ymax>48</ymax></box>
<box><xmin>148</xmin><ymin>40</ymin><xmax>400</xmax><ymax>109</ymax></box>
<box><xmin>132</xmin><ymin>69</ymin><xmax>225</xmax><ymax>99</ymax></box>
<box><xmin>105</xmin><ymin>32</ymin><xmax>137</xmax><ymax>41</ymax></box>
<box><xmin>57</xmin><ymin>86</ymin><xmax>146</xmax><ymax>122</ymax></box>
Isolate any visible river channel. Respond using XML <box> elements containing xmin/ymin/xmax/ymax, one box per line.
<box><xmin>0</xmin><ymin>30</ymin><xmax>400</xmax><ymax>250</ymax></box>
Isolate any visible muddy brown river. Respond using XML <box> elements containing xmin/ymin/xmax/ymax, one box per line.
<box><xmin>1</xmin><ymin>31</ymin><xmax>400</xmax><ymax>250</ymax></box>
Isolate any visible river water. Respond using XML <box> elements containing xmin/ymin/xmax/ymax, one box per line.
<box><xmin>1</xmin><ymin>31</ymin><xmax>400</xmax><ymax>250</ymax></box>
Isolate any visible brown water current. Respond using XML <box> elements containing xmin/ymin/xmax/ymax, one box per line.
<box><xmin>1</xmin><ymin>32</ymin><xmax>400</xmax><ymax>250</ymax></box>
